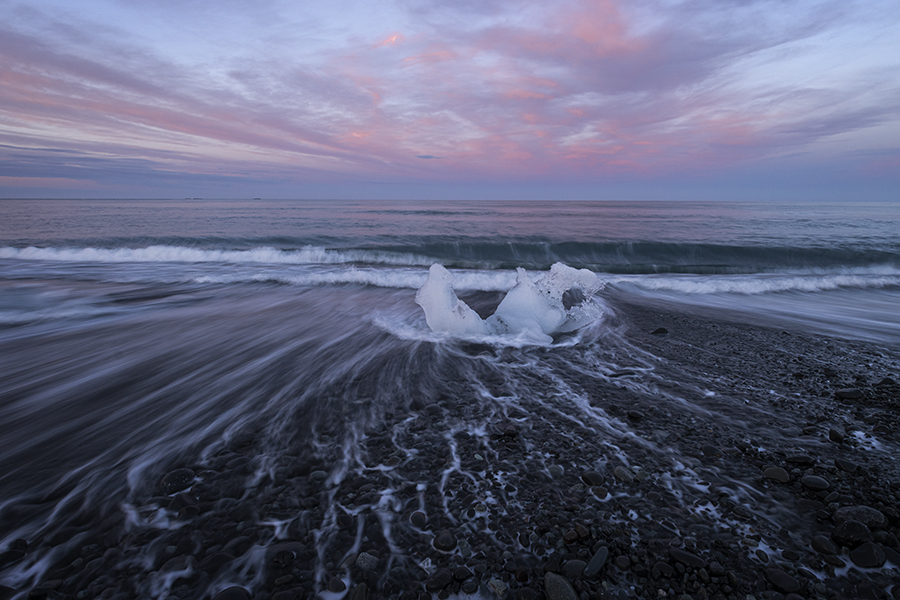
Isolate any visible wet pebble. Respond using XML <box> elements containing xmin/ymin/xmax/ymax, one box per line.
<box><xmin>613</xmin><ymin>466</ymin><xmax>634</xmax><ymax>483</ymax></box>
<box><xmin>355</xmin><ymin>552</ymin><xmax>378</xmax><ymax>570</ymax></box>
<box><xmin>409</xmin><ymin>511</ymin><xmax>427</xmax><ymax>528</ymax></box>
<box><xmin>835</xmin><ymin>387</ymin><xmax>863</xmax><ymax>399</ymax></box>
<box><xmin>669</xmin><ymin>547</ymin><xmax>707</xmax><ymax>569</ymax></box>
<box><xmin>328</xmin><ymin>577</ymin><xmax>346</xmax><ymax>592</ymax></box>
<box><xmin>811</xmin><ymin>535</ymin><xmax>838</xmax><ymax>555</ymax></box>
<box><xmin>833</xmin><ymin>505</ymin><xmax>887</xmax><ymax>528</ymax></box>
<box><xmin>800</xmin><ymin>475</ymin><xmax>830</xmax><ymax>490</ymax></box>
<box><xmin>161</xmin><ymin>468</ymin><xmax>195</xmax><ymax>494</ymax></box>
<box><xmin>561</xmin><ymin>559</ymin><xmax>586</xmax><ymax>578</ymax></box>
<box><xmin>426</xmin><ymin>568</ymin><xmax>453</xmax><ymax>591</ymax></box>
<box><xmin>583</xmin><ymin>546</ymin><xmax>608</xmax><ymax>578</ymax></box>
<box><xmin>763</xmin><ymin>466</ymin><xmax>790</xmax><ymax>483</ymax></box>
<box><xmin>765</xmin><ymin>568</ymin><xmax>800</xmax><ymax>594</ymax></box>
<box><xmin>543</xmin><ymin>572</ymin><xmax>577</xmax><ymax>600</ymax></box>
<box><xmin>850</xmin><ymin>542</ymin><xmax>886</xmax><ymax>568</ymax></box>
<box><xmin>212</xmin><ymin>586</ymin><xmax>251</xmax><ymax>600</ymax></box>
<box><xmin>432</xmin><ymin>530</ymin><xmax>457</xmax><ymax>552</ymax></box>
<box><xmin>832</xmin><ymin>520</ymin><xmax>874</xmax><ymax>548</ymax></box>
<box><xmin>580</xmin><ymin>471</ymin><xmax>604</xmax><ymax>487</ymax></box>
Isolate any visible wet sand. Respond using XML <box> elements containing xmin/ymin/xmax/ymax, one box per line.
<box><xmin>3</xmin><ymin>297</ymin><xmax>900</xmax><ymax>600</ymax></box>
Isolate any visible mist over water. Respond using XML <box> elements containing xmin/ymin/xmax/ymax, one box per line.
<box><xmin>1</xmin><ymin>199</ymin><xmax>900</xmax><ymax>598</ymax></box>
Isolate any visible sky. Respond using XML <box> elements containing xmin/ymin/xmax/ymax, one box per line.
<box><xmin>1</xmin><ymin>0</ymin><xmax>899</xmax><ymax>200</ymax></box>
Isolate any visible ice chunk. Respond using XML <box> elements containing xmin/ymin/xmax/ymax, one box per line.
<box><xmin>416</xmin><ymin>263</ymin><xmax>603</xmax><ymax>342</ymax></box>
<box><xmin>415</xmin><ymin>264</ymin><xmax>489</xmax><ymax>336</ymax></box>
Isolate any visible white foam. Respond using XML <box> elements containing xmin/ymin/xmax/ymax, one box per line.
<box><xmin>615</xmin><ymin>271</ymin><xmax>900</xmax><ymax>295</ymax></box>
<box><xmin>416</xmin><ymin>263</ymin><xmax>603</xmax><ymax>343</ymax></box>
<box><xmin>0</xmin><ymin>245</ymin><xmax>432</xmax><ymax>267</ymax></box>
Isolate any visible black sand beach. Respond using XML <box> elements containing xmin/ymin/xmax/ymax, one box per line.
<box><xmin>3</xmin><ymin>297</ymin><xmax>899</xmax><ymax>600</ymax></box>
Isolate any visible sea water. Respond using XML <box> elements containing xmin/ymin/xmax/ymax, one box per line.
<box><xmin>1</xmin><ymin>199</ymin><xmax>899</xmax><ymax>597</ymax></box>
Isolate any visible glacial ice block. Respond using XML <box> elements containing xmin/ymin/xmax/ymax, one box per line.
<box><xmin>416</xmin><ymin>263</ymin><xmax>603</xmax><ymax>341</ymax></box>
<box><xmin>415</xmin><ymin>264</ymin><xmax>489</xmax><ymax>336</ymax></box>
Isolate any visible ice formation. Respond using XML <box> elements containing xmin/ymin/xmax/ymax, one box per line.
<box><xmin>415</xmin><ymin>263</ymin><xmax>603</xmax><ymax>343</ymax></box>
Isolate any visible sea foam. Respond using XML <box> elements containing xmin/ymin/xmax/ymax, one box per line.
<box><xmin>416</xmin><ymin>263</ymin><xmax>603</xmax><ymax>343</ymax></box>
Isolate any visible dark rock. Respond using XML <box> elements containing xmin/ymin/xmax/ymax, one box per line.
<box><xmin>652</xmin><ymin>561</ymin><xmax>675</xmax><ymax>578</ymax></box>
<box><xmin>834</xmin><ymin>505</ymin><xmax>887</xmax><ymax>529</ymax></box>
<box><xmin>651</xmin><ymin>327</ymin><xmax>668</xmax><ymax>335</ymax></box>
<box><xmin>426</xmin><ymin>568</ymin><xmax>453</xmax><ymax>592</ymax></box>
<box><xmin>709</xmin><ymin>561</ymin><xmax>725</xmax><ymax>576</ymax></box>
<box><xmin>785</xmin><ymin>454</ymin><xmax>815</xmax><ymax>466</ymax></box>
<box><xmin>561</xmin><ymin>559</ymin><xmax>586</xmax><ymax>579</ymax></box>
<box><xmin>161</xmin><ymin>468</ymin><xmax>195</xmax><ymax>494</ymax></box>
<box><xmin>351</xmin><ymin>583</ymin><xmax>368</xmax><ymax>600</ymax></box>
<box><xmin>834</xmin><ymin>458</ymin><xmax>859</xmax><ymax>473</ymax></box>
<box><xmin>224</xmin><ymin>536</ymin><xmax>254</xmax><ymax>556</ymax></box>
<box><xmin>627</xmin><ymin>410</ymin><xmax>644</xmax><ymax>421</ymax></box>
<box><xmin>583</xmin><ymin>546</ymin><xmax>608</xmax><ymax>578</ymax></box>
<box><xmin>543</xmin><ymin>572</ymin><xmax>577</xmax><ymax>600</ymax></box>
<box><xmin>563</xmin><ymin>529</ymin><xmax>579</xmax><ymax>544</ymax></box>
<box><xmin>836</xmin><ymin>388</ymin><xmax>863</xmax><ymax>400</ymax></box>
<box><xmin>0</xmin><ymin>587</ymin><xmax>14</xmax><ymax>600</ymax></box>
<box><xmin>832</xmin><ymin>520</ymin><xmax>874</xmax><ymax>548</ymax></box>
<box><xmin>453</xmin><ymin>566</ymin><xmax>472</xmax><ymax>581</ymax></box>
<box><xmin>701</xmin><ymin>445</ymin><xmax>721</xmax><ymax>457</ymax></box>
<box><xmin>828</xmin><ymin>428</ymin><xmax>845</xmax><ymax>443</ymax></box>
<box><xmin>811</xmin><ymin>535</ymin><xmax>838</xmax><ymax>555</ymax></box>
<box><xmin>763</xmin><ymin>466</ymin><xmax>790</xmax><ymax>483</ymax></box>
<box><xmin>328</xmin><ymin>577</ymin><xmax>346</xmax><ymax>593</ymax></box>
<box><xmin>433</xmin><ymin>530</ymin><xmax>457</xmax><ymax>552</ymax></box>
<box><xmin>765</xmin><ymin>568</ymin><xmax>800</xmax><ymax>593</ymax></box>
<box><xmin>581</xmin><ymin>471</ymin><xmax>605</xmax><ymax>487</ymax></box>
<box><xmin>669</xmin><ymin>547</ymin><xmax>706</xmax><ymax>569</ymax></box>
<box><xmin>516</xmin><ymin>589</ymin><xmax>541</xmax><ymax>600</ymax></box>
<box><xmin>410</xmin><ymin>511</ymin><xmax>427</xmax><ymax>528</ymax></box>
<box><xmin>850</xmin><ymin>542</ymin><xmax>886</xmax><ymax>568</ymax></box>
<box><xmin>614</xmin><ymin>555</ymin><xmax>631</xmax><ymax>570</ymax></box>
<box><xmin>613</xmin><ymin>466</ymin><xmax>634</xmax><ymax>483</ymax></box>
<box><xmin>800</xmin><ymin>475</ymin><xmax>830</xmax><ymax>491</ymax></box>
<box><xmin>212</xmin><ymin>586</ymin><xmax>251</xmax><ymax>600</ymax></box>
<box><xmin>356</xmin><ymin>552</ymin><xmax>378</xmax><ymax>570</ymax></box>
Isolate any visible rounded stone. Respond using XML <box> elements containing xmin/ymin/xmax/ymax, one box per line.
<box><xmin>832</xmin><ymin>520</ymin><xmax>874</xmax><ymax>548</ymax></box>
<box><xmin>410</xmin><ymin>511</ymin><xmax>427</xmax><ymax>528</ymax></box>
<box><xmin>800</xmin><ymin>475</ymin><xmax>830</xmax><ymax>491</ymax></box>
<box><xmin>433</xmin><ymin>530</ymin><xmax>457</xmax><ymax>552</ymax></box>
<box><xmin>328</xmin><ymin>577</ymin><xmax>347</xmax><ymax>592</ymax></box>
<box><xmin>834</xmin><ymin>506</ymin><xmax>887</xmax><ymax>529</ymax></box>
<box><xmin>669</xmin><ymin>547</ymin><xmax>707</xmax><ymax>569</ymax></box>
<box><xmin>850</xmin><ymin>542</ymin><xmax>886</xmax><ymax>568</ymax></box>
<box><xmin>762</xmin><ymin>466</ymin><xmax>790</xmax><ymax>483</ymax></box>
<box><xmin>613</xmin><ymin>466</ymin><xmax>634</xmax><ymax>483</ymax></box>
<box><xmin>212</xmin><ymin>586</ymin><xmax>251</xmax><ymax>600</ymax></box>
<box><xmin>426</xmin><ymin>568</ymin><xmax>453</xmax><ymax>592</ymax></box>
<box><xmin>765</xmin><ymin>568</ymin><xmax>799</xmax><ymax>593</ymax></box>
<box><xmin>543</xmin><ymin>572</ymin><xmax>577</xmax><ymax>600</ymax></box>
<box><xmin>355</xmin><ymin>552</ymin><xmax>378</xmax><ymax>570</ymax></box>
<box><xmin>161</xmin><ymin>468</ymin><xmax>195</xmax><ymax>494</ymax></box>
<box><xmin>811</xmin><ymin>535</ymin><xmax>838</xmax><ymax>555</ymax></box>
<box><xmin>581</xmin><ymin>471</ymin><xmax>605</xmax><ymax>487</ymax></box>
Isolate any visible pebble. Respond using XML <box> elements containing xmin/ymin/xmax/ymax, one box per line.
<box><xmin>613</xmin><ymin>466</ymin><xmax>634</xmax><ymax>483</ymax></box>
<box><xmin>834</xmin><ymin>458</ymin><xmax>859</xmax><ymax>473</ymax></box>
<box><xmin>581</xmin><ymin>471</ymin><xmax>605</xmax><ymax>486</ymax></box>
<box><xmin>487</xmin><ymin>579</ymin><xmax>508</xmax><ymax>598</ymax></box>
<box><xmin>426</xmin><ymin>568</ymin><xmax>453</xmax><ymax>592</ymax></box>
<box><xmin>433</xmin><ymin>530</ymin><xmax>457</xmax><ymax>552</ymax></box>
<box><xmin>811</xmin><ymin>535</ymin><xmax>838</xmax><ymax>555</ymax></box>
<box><xmin>828</xmin><ymin>428</ymin><xmax>845</xmax><ymax>443</ymax></box>
<box><xmin>355</xmin><ymin>552</ymin><xmax>378</xmax><ymax>570</ymax></box>
<box><xmin>835</xmin><ymin>387</ymin><xmax>863</xmax><ymax>399</ymax></box>
<box><xmin>410</xmin><ymin>511</ymin><xmax>427</xmax><ymax>528</ymax></box>
<box><xmin>668</xmin><ymin>547</ymin><xmax>707</xmax><ymax>569</ymax></box>
<box><xmin>583</xmin><ymin>546</ymin><xmax>609</xmax><ymax>578</ymax></box>
<box><xmin>833</xmin><ymin>505</ymin><xmax>887</xmax><ymax>528</ymax></box>
<box><xmin>765</xmin><ymin>568</ymin><xmax>800</xmax><ymax>593</ymax></box>
<box><xmin>549</xmin><ymin>465</ymin><xmax>565</xmax><ymax>478</ymax></box>
<box><xmin>350</xmin><ymin>583</ymin><xmax>368</xmax><ymax>600</ymax></box>
<box><xmin>832</xmin><ymin>519</ymin><xmax>874</xmax><ymax>548</ymax></box>
<box><xmin>614</xmin><ymin>555</ymin><xmax>631</xmax><ymax>570</ymax></box>
<box><xmin>543</xmin><ymin>572</ymin><xmax>577</xmax><ymax>600</ymax></box>
<box><xmin>651</xmin><ymin>327</ymin><xmax>668</xmax><ymax>335</ymax></box>
<box><xmin>763</xmin><ymin>466</ymin><xmax>790</xmax><ymax>483</ymax></box>
<box><xmin>328</xmin><ymin>577</ymin><xmax>346</xmax><ymax>592</ymax></box>
<box><xmin>161</xmin><ymin>468</ymin><xmax>195</xmax><ymax>494</ymax></box>
<box><xmin>562</xmin><ymin>559</ymin><xmax>586</xmax><ymax>578</ymax></box>
<box><xmin>309</xmin><ymin>470</ymin><xmax>328</xmax><ymax>482</ymax></box>
<box><xmin>800</xmin><ymin>475</ymin><xmax>830</xmax><ymax>490</ymax></box>
<box><xmin>849</xmin><ymin>542</ymin><xmax>886</xmax><ymax>568</ymax></box>
<box><xmin>212</xmin><ymin>587</ymin><xmax>251</xmax><ymax>600</ymax></box>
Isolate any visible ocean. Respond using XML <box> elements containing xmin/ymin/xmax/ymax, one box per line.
<box><xmin>1</xmin><ymin>199</ymin><xmax>899</xmax><ymax>599</ymax></box>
